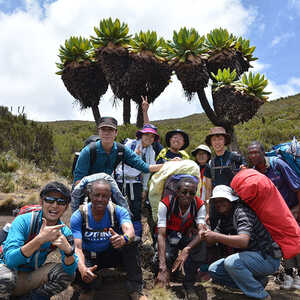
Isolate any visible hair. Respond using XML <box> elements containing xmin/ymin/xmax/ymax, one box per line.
<box><xmin>40</xmin><ymin>181</ymin><xmax>71</xmax><ymax>203</ymax></box>
<box><xmin>249</xmin><ymin>141</ymin><xmax>265</xmax><ymax>153</ymax></box>
<box><xmin>176</xmin><ymin>177</ymin><xmax>198</xmax><ymax>191</ymax></box>
<box><xmin>86</xmin><ymin>179</ymin><xmax>112</xmax><ymax>196</ymax></box>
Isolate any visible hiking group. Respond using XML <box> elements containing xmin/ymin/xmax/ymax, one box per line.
<box><xmin>1</xmin><ymin>96</ymin><xmax>300</xmax><ymax>300</ymax></box>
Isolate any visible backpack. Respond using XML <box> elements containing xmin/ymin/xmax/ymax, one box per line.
<box><xmin>0</xmin><ymin>205</ymin><xmax>56</xmax><ymax>255</ymax></box>
<box><xmin>79</xmin><ymin>201</ymin><xmax>118</xmax><ymax>234</ymax></box>
<box><xmin>210</xmin><ymin>151</ymin><xmax>243</xmax><ymax>185</ymax></box>
<box><xmin>72</xmin><ymin>135</ymin><xmax>126</xmax><ymax>180</ymax></box>
<box><xmin>265</xmin><ymin>136</ymin><xmax>300</xmax><ymax>177</ymax></box>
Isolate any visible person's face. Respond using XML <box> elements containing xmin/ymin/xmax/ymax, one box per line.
<box><xmin>177</xmin><ymin>182</ymin><xmax>197</xmax><ymax>209</ymax></box>
<box><xmin>90</xmin><ymin>182</ymin><xmax>111</xmax><ymax>214</ymax></box>
<box><xmin>247</xmin><ymin>145</ymin><xmax>265</xmax><ymax>167</ymax></box>
<box><xmin>98</xmin><ymin>126</ymin><xmax>117</xmax><ymax>144</ymax></box>
<box><xmin>195</xmin><ymin>150</ymin><xmax>210</xmax><ymax>166</ymax></box>
<box><xmin>210</xmin><ymin>135</ymin><xmax>225</xmax><ymax>153</ymax></box>
<box><xmin>213</xmin><ymin>198</ymin><xmax>232</xmax><ymax>216</ymax></box>
<box><xmin>170</xmin><ymin>133</ymin><xmax>184</xmax><ymax>151</ymax></box>
<box><xmin>41</xmin><ymin>191</ymin><xmax>68</xmax><ymax>225</ymax></box>
<box><xmin>141</xmin><ymin>133</ymin><xmax>155</xmax><ymax>147</ymax></box>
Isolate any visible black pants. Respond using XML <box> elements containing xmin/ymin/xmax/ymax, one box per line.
<box><xmin>152</xmin><ymin>232</ymin><xmax>206</xmax><ymax>288</ymax></box>
<box><xmin>118</xmin><ymin>182</ymin><xmax>142</xmax><ymax>221</ymax></box>
<box><xmin>74</xmin><ymin>243</ymin><xmax>143</xmax><ymax>293</ymax></box>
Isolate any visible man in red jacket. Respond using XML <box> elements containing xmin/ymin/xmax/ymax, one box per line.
<box><xmin>153</xmin><ymin>177</ymin><xmax>206</xmax><ymax>300</ymax></box>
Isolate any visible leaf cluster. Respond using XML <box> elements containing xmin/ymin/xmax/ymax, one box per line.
<box><xmin>205</xmin><ymin>28</ymin><xmax>236</xmax><ymax>51</ymax></box>
<box><xmin>130</xmin><ymin>30</ymin><xmax>166</xmax><ymax>59</ymax></box>
<box><xmin>212</xmin><ymin>69</ymin><xmax>271</xmax><ymax>101</ymax></box>
<box><xmin>166</xmin><ymin>27</ymin><xmax>206</xmax><ymax>62</ymax></box>
<box><xmin>56</xmin><ymin>36</ymin><xmax>93</xmax><ymax>75</ymax></box>
<box><xmin>235</xmin><ymin>37</ymin><xmax>257</xmax><ymax>62</ymax></box>
<box><xmin>91</xmin><ymin>18</ymin><xmax>131</xmax><ymax>48</ymax></box>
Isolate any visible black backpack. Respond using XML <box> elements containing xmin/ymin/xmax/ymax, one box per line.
<box><xmin>71</xmin><ymin>135</ymin><xmax>125</xmax><ymax>179</ymax></box>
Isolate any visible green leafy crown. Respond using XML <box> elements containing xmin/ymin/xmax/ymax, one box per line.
<box><xmin>166</xmin><ymin>27</ymin><xmax>206</xmax><ymax>62</ymax></box>
<box><xmin>56</xmin><ymin>36</ymin><xmax>93</xmax><ymax>75</ymax></box>
<box><xmin>91</xmin><ymin>18</ymin><xmax>131</xmax><ymax>48</ymax></box>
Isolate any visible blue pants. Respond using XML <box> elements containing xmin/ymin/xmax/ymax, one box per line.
<box><xmin>208</xmin><ymin>251</ymin><xmax>280</xmax><ymax>299</ymax></box>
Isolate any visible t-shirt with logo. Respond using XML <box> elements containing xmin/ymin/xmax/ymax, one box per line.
<box><xmin>70</xmin><ymin>203</ymin><xmax>131</xmax><ymax>253</ymax></box>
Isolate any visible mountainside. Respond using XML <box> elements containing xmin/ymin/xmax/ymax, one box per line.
<box><xmin>46</xmin><ymin>93</ymin><xmax>300</xmax><ymax>177</ymax></box>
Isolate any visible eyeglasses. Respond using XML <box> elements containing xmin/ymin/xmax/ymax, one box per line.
<box><xmin>181</xmin><ymin>190</ymin><xmax>196</xmax><ymax>197</ymax></box>
<box><xmin>43</xmin><ymin>196</ymin><xmax>68</xmax><ymax>206</ymax></box>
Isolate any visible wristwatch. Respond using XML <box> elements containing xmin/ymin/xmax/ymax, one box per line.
<box><xmin>64</xmin><ymin>244</ymin><xmax>75</xmax><ymax>257</ymax></box>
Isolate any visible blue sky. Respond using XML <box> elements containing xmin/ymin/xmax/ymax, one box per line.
<box><xmin>0</xmin><ymin>0</ymin><xmax>299</xmax><ymax>123</ymax></box>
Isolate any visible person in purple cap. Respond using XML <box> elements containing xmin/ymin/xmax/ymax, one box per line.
<box><xmin>115</xmin><ymin>96</ymin><xmax>161</xmax><ymax>240</ymax></box>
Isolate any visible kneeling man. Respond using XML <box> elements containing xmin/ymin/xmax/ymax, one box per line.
<box><xmin>204</xmin><ymin>185</ymin><xmax>281</xmax><ymax>300</ymax></box>
<box><xmin>0</xmin><ymin>181</ymin><xmax>78</xmax><ymax>300</ymax></box>
<box><xmin>70</xmin><ymin>178</ymin><xmax>147</xmax><ymax>300</ymax></box>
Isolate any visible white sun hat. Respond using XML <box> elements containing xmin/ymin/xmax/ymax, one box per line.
<box><xmin>210</xmin><ymin>185</ymin><xmax>239</xmax><ymax>202</ymax></box>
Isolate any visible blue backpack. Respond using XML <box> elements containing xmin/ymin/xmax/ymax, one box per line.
<box><xmin>265</xmin><ymin>136</ymin><xmax>300</xmax><ymax>177</ymax></box>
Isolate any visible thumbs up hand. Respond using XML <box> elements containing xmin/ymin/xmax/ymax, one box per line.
<box><xmin>109</xmin><ymin>228</ymin><xmax>125</xmax><ymax>249</ymax></box>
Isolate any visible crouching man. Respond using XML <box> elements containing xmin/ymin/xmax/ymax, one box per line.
<box><xmin>153</xmin><ymin>177</ymin><xmax>206</xmax><ymax>300</ymax></box>
<box><xmin>204</xmin><ymin>185</ymin><xmax>281</xmax><ymax>300</ymax></box>
<box><xmin>0</xmin><ymin>181</ymin><xmax>78</xmax><ymax>300</ymax></box>
<box><xmin>70</xmin><ymin>179</ymin><xmax>147</xmax><ymax>300</ymax></box>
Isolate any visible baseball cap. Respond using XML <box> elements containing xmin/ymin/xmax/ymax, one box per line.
<box><xmin>40</xmin><ymin>181</ymin><xmax>71</xmax><ymax>203</ymax></box>
<box><xmin>97</xmin><ymin>117</ymin><xmax>118</xmax><ymax>130</ymax></box>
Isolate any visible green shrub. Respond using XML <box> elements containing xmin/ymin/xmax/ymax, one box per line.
<box><xmin>0</xmin><ymin>172</ymin><xmax>15</xmax><ymax>193</ymax></box>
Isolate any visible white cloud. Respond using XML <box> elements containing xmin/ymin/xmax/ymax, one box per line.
<box><xmin>271</xmin><ymin>32</ymin><xmax>295</xmax><ymax>47</ymax></box>
<box><xmin>0</xmin><ymin>0</ymin><xmax>258</xmax><ymax>124</ymax></box>
<box><xmin>267</xmin><ymin>77</ymin><xmax>300</xmax><ymax>100</ymax></box>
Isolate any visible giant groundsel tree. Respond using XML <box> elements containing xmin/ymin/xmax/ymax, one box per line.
<box><xmin>56</xmin><ymin>20</ymin><xmax>270</xmax><ymax>148</ymax></box>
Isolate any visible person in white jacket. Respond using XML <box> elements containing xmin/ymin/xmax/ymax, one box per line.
<box><xmin>116</xmin><ymin>122</ymin><xmax>160</xmax><ymax>240</ymax></box>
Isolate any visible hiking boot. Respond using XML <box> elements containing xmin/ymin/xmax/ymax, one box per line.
<box><xmin>281</xmin><ymin>274</ymin><xmax>293</xmax><ymax>290</ymax></box>
<box><xmin>129</xmin><ymin>291</ymin><xmax>147</xmax><ymax>300</ymax></box>
<box><xmin>292</xmin><ymin>275</ymin><xmax>300</xmax><ymax>289</ymax></box>
<box><xmin>185</xmin><ymin>287</ymin><xmax>199</xmax><ymax>300</ymax></box>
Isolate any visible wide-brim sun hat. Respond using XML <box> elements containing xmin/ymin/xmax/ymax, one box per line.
<box><xmin>210</xmin><ymin>185</ymin><xmax>239</xmax><ymax>202</ymax></box>
<box><xmin>205</xmin><ymin>127</ymin><xmax>231</xmax><ymax>146</ymax></box>
<box><xmin>191</xmin><ymin>144</ymin><xmax>212</xmax><ymax>157</ymax></box>
<box><xmin>136</xmin><ymin>123</ymin><xmax>160</xmax><ymax>141</ymax></box>
<box><xmin>165</xmin><ymin>129</ymin><xmax>189</xmax><ymax>150</ymax></box>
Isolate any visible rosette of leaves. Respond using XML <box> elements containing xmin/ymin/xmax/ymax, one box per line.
<box><xmin>235</xmin><ymin>37</ymin><xmax>257</xmax><ymax>74</ymax></box>
<box><xmin>205</xmin><ymin>28</ymin><xmax>247</xmax><ymax>79</ymax></box>
<box><xmin>120</xmin><ymin>30</ymin><xmax>171</xmax><ymax>126</ymax></box>
<box><xmin>91</xmin><ymin>18</ymin><xmax>131</xmax><ymax>99</ymax></box>
<box><xmin>211</xmin><ymin>69</ymin><xmax>270</xmax><ymax>125</ymax></box>
<box><xmin>166</xmin><ymin>27</ymin><xmax>209</xmax><ymax>100</ymax></box>
<box><xmin>56</xmin><ymin>36</ymin><xmax>108</xmax><ymax>114</ymax></box>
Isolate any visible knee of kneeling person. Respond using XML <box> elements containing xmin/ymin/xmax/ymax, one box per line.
<box><xmin>0</xmin><ymin>264</ymin><xmax>17</xmax><ymax>295</ymax></box>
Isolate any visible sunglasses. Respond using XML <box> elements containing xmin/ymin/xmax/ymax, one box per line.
<box><xmin>44</xmin><ymin>196</ymin><xmax>68</xmax><ymax>206</ymax></box>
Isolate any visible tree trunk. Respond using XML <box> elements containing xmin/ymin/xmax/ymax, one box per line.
<box><xmin>123</xmin><ymin>97</ymin><xmax>131</xmax><ymax>124</ymax></box>
<box><xmin>91</xmin><ymin>103</ymin><xmax>101</xmax><ymax>126</ymax></box>
<box><xmin>136</xmin><ymin>104</ymin><xmax>144</xmax><ymax>128</ymax></box>
<box><xmin>197</xmin><ymin>88</ymin><xmax>240</xmax><ymax>151</ymax></box>
<box><xmin>224</xmin><ymin>124</ymin><xmax>240</xmax><ymax>152</ymax></box>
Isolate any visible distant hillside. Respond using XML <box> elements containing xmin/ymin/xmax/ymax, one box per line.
<box><xmin>46</xmin><ymin>93</ymin><xmax>300</xmax><ymax>169</ymax></box>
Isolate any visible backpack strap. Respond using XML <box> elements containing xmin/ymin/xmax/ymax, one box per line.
<box><xmin>88</xmin><ymin>142</ymin><xmax>98</xmax><ymax>174</ymax></box>
<box><xmin>28</xmin><ymin>210</ymin><xmax>41</xmax><ymax>241</ymax></box>
<box><xmin>114</xmin><ymin>143</ymin><xmax>125</xmax><ymax>194</ymax></box>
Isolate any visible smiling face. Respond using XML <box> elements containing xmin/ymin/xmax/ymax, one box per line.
<box><xmin>41</xmin><ymin>191</ymin><xmax>68</xmax><ymax>226</ymax></box>
<box><xmin>195</xmin><ymin>150</ymin><xmax>210</xmax><ymax>166</ymax></box>
<box><xmin>90</xmin><ymin>182</ymin><xmax>111</xmax><ymax>216</ymax></box>
<box><xmin>169</xmin><ymin>133</ymin><xmax>185</xmax><ymax>152</ymax></box>
<box><xmin>210</xmin><ymin>135</ymin><xmax>226</xmax><ymax>155</ymax></box>
<box><xmin>141</xmin><ymin>133</ymin><xmax>156</xmax><ymax>148</ymax></box>
<box><xmin>177</xmin><ymin>182</ymin><xmax>197</xmax><ymax>211</ymax></box>
<box><xmin>98</xmin><ymin>126</ymin><xmax>117</xmax><ymax>145</ymax></box>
